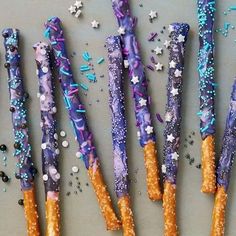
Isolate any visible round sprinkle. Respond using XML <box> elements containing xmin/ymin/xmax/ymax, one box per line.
<box><xmin>72</xmin><ymin>166</ymin><xmax>79</xmax><ymax>173</ymax></box>
<box><xmin>41</xmin><ymin>143</ymin><xmax>47</xmax><ymax>150</ymax></box>
<box><xmin>42</xmin><ymin>67</ymin><xmax>49</xmax><ymax>73</ymax></box>
<box><xmin>60</xmin><ymin>130</ymin><xmax>66</xmax><ymax>137</ymax></box>
<box><xmin>52</xmin><ymin>107</ymin><xmax>57</xmax><ymax>113</ymax></box>
<box><xmin>55</xmin><ymin>149</ymin><xmax>60</xmax><ymax>155</ymax></box>
<box><xmin>55</xmin><ymin>173</ymin><xmax>60</xmax><ymax>180</ymax></box>
<box><xmin>62</xmin><ymin>140</ymin><xmax>69</xmax><ymax>148</ymax></box>
<box><xmin>51</xmin><ymin>168</ymin><xmax>57</xmax><ymax>175</ymax></box>
<box><xmin>43</xmin><ymin>174</ymin><xmax>48</xmax><ymax>181</ymax></box>
<box><xmin>76</xmin><ymin>151</ymin><xmax>82</xmax><ymax>158</ymax></box>
<box><xmin>40</xmin><ymin>94</ymin><xmax>46</xmax><ymax>101</ymax></box>
<box><xmin>18</xmin><ymin>199</ymin><xmax>24</xmax><ymax>206</ymax></box>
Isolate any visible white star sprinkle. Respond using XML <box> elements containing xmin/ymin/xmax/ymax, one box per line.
<box><xmin>171</xmin><ymin>88</ymin><xmax>179</xmax><ymax>96</ymax></box>
<box><xmin>168</xmin><ymin>25</ymin><xmax>174</xmax><ymax>33</ymax></box>
<box><xmin>162</xmin><ymin>165</ymin><xmax>167</xmax><ymax>173</ymax></box>
<box><xmin>131</xmin><ymin>76</ymin><xmax>139</xmax><ymax>84</ymax></box>
<box><xmin>118</xmin><ymin>27</ymin><xmax>125</xmax><ymax>35</ymax></box>
<box><xmin>178</xmin><ymin>34</ymin><xmax>185</xmax><ymax>43</ymax></box>
<box><xmin>172</xmin><ymin>152</ymin><xmax>179</xmax><ymax>160</ymax></box>
<box><xmin>74</xmin><ymin>1</ymin><xmax>83</xmax><ymax>8</ymax></box>
<box><xmin>167</xmin><ymin>134</ymin><xmax>175</xmax><ymax>142</ymax></box>
<box><xmin>165</xmin><ymin>112</ymin><xmax>172</xmax><ymax>122</ymax></box>
<box><xmin>164</xmin><ymin>40</ymin><xmax>171</xmax><ymax>48</ymax></box>
<box><xmin>169</xmin><ymin>60</ymin><xmax>176</xmax><ymax>69</ymax></box>
<box><xmin>91</xmin><ymin>20</ymin><xmax>99</xmax><ymax>28</ymax></box>
<box><xmin>155</xmin><ymin>62</ymin><xmax>163</xmax><ymax>71</ymax></box>
<box><xmin>139</xmin><ymin>98</ymin><xmax>147</xmax><ymax>107</ymax></box>
<box><xmin>145</xmin><ymin>126</ymin><xmax>154</xmax><ymax>134</ymax></box>
<box><xmin>154</xmin><ymin>46</ymin><xmax>163</xmax><ymax>55</ymax></box>
<box><xmin>174</xmin><ymin>69</ymin><xmax>182</xmax><ymax>77</ymax></box>
<box><xmin>149</xmin><ymin>10</ymin><xmax>158</xmax><ymax>19</ymax></box>
<box><xmin>68</xmin><ymin>5</ymin><xmax>77</xmax><ymax>14</ymax></box>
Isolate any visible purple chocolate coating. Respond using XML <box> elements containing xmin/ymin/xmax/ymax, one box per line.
<box><xmin>163</xmin><ymin>23</ymin><xmax>189</xmax><ymax>185</ymax></box>
<box><xmin>111</xmin><ymin>0</ymin><xmax>155</xmax><ymax>147</ymax></box>
<box><xmin>34</xmin><ymin>42</ymin><xmax>60</xmax><ymax>194</ymax></box>
<box><xmin>44</xmin><ymin>17</ymin><xmax>98</xmax><ymax>170</ymax></box>
<box><xmin>197</xmin><ymin>0</ymin><xmax>216</xmax><ymax>139</ymax></box>
<box><xmin>2</xmin><ymin>28</ymin><xmax>36</xmax><ymax>191</ymax></box>
<box><xmin>217</xmin><ymin>79</ymin><xmax>236</xmax><ymax>191</ymax></box>
<box><xmin>107</xmin><ymin>36</ymin><xmax>129</xmax><ymax>198</ymax></box>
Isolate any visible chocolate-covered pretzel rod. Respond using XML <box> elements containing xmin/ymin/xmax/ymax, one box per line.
<box><xmin>163</xmin><ymin>23</ymin><xmax>189</xmax><ymax>236</ymax></box>
<box><xmin>197</xmin><ymin>0</ymin><xmax>216</xmax><ymax>194</ymax></box>
<box><xmin>107</xmin><ymin>35</ymin><xmax>135</xmax><ymax>236</ymax></box>
<box><xmin>111</xmin><ymin>0</ymin><xmax>162</xmax><ymax>201</ymax></box>
<box><xmin>2</xmin><ymin>28</ymin><xmax>40</xmax><ymax>236</ymax></box>
<box><xmin>211</xmin><ymin>79</ymin><xmax>236</xmax><ymax>236</ymax></box>
<box><xmin>44</xmin><ymin>17</ymin><xmax>121</xmax><ymax>230</ymax></box>
<box><xmin>34</xmin><ymin>42</ymin><xmax>60</xmax><ymax>236</ymax></box>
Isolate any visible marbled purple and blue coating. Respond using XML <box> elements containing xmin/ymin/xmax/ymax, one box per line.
<box><xmin>197</xmin><ymin>0</ymin><xmax>216</xmax><ymax>139</ymax></box>
<box><xmin>163</xmin><ymin>23</ymin><xmax>189</xmax><ymax>184</ymax></box>
<box><xmin>34</xmin><ymin>42</ymin><xmax>60</xmax><ymax>195</ymax></box>
<box><xmin>217</xmin><ymin>79</ymin><xmax>236</xmax><ymax>191</ymax></box>
<box><xmin>2</xmin><ymin>28</ymin><xmax>36</xmax><ymax>191</ymax></box>
<box><xmin>44</xmin><ymin>17</ymin><xmax>98</xmax><ymax>170</ymax></box>
<box><xmin>111</xmin><ymin>0</ymin><xmax>155</xmax><ymax>147</ymax></box>
<box><xmin>107</xmin><ymin>36</ymin><xmax>129</xmax><ymax>198</ymax></box>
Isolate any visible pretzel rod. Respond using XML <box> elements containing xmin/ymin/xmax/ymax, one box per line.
<box><xmin>163</xmin><ymin>23</ymin><xmax>189</xmax><ymax>236</ymax></box>
<box><xmin>210</xmin><ymin>78</ymin><xmax>236</xmax><ymax>236</ymax></box>
<box><xmin>34</xmin><ymin>42</ymin><xmax>60</xmax><ymax>236</ymax></box>
<box><xmin>197</xmin><ymin>0</ymin><xmax>216</xmax><ymax>194</ymax></box>
<box><xmin>111</xmin><ymin>0</ymin><xmax>162</xmax><ymax>201</ymax></box>
<box><xmin>44</xmin><ymin>17</ymin><xmax>121</xmax><ymax>230</ymax></box>
<box><xmin>2</xmin><ymin>28</ymin><xmax>40</xmax><ymax>236</ymax></box>
<box><xmin>107</xmin><ymin>35</ymin><xmax>135</xmax><ymax>236</ymax></box>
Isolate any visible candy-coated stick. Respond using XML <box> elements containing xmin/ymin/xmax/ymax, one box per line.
<box><xmin>210</xmin><ymin>79</ymin><xmax>236</xmax><ymax>236</ymax></box>
<box><xmin>44</xmin><ymin>17</ymin><xmax>121</xmax><ymax>230</ymax></box>
<box><xmin>111</xmin><ymin>0</ymin><xmax>162</xmax><ymax>201</ymax></box>
<box><xmin>34</xmin><ymin>42</ymin><xmax>60</xmax><ymax>236</ymax></box>
<box><xmin>2</xmin><ymin>28</ymin><xmax>40</xmax><ymax>236</ymax></box>
<box><xmin>197</xmin><ymin>0</ymin><xmax>216</xmax><ymax>194</ymax></box>
<box><xmin>163</xmin><ymin>23</ymin><xmax>189</xmax><ymax>236</ymax></box>
<box><xmin>107</xmin><ymin>35</ymin><xmax>135</xmax><ymax>236</ymax></box>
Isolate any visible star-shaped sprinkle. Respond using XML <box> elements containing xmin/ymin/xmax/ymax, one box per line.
<box><xmin>171</xmin><ymin>152</ymin><xmax>179</xmax><ymax>160</ymax></box>
<box><xmin>118</xmin><ymin>27</ymin><xmax>125</xmax><ymax>35</ymax></box>
<box><xmin>171</xmin><ymin>88</ymin><xmax>179</xmax><ymax>96</ymax></box>
<box><xmin>168</xmin><ymin>25</ymin><xmax>174</xmax><ymax>33</ymax></box>
<box><xmin>155</xmin><ymin>62</ymin><xmax>163</xmax><ymax>71</ymax></box>
<box><xmin>149</xmin><ymin>10</ymin><xmax>158</xmax><ymax>19</ymax></box>
<box><xmin>74</xmin><ymin>1</ymin><xmax>83</xmax><ymax>8</ymax></box>
<box><xmin>162</xmin><ymin>165</ymin><xmax>167</xmax><ymax>173</ymax></box>
<box><xmin>165</xmin><ymin>112</ymin><xmax>172</xmax><ymax>122</ymax></box>
<box><xmin>164</xmin><ymin>40</ymin><xmax>171</xmax><ymax>48</ymax></box>
<box><xmin>178</xmin><ymin>34</ymin><xmax>185</xmax><ymax>43</ymax></box>
<box><xmin>68</xmin><ymin>5</ymin><xmax>77</xmax><ymax>13</ymax></box>
<box><xmin>91</xmin><ymin>20</ymin><xmax>99</xmax><ymax>28</ymax></box>
<box><xmin>154</xmin><ymin>46</ymin><xmax>163</xmax><ymax>55</ymax></box>
<box><xmin>174</xmin><ymin>69</ymin><xmax>182</xmax><ymax>77</ymax></box>
<box><xmin>169</xmin><ymin>60</ymin><xmax>176</xmax><ymax>68</ymax></box>
<box><xmin>145</xmin><ymin>126</ymin><xmax>154</xmax><ymax>134</ymax></box>
<box><xmin>139</xmin><ymin>98</ymin><xmax>147</xmax><ymax>106</ymax></box>
<box><xmin>167</xmin><ymin>134</ymin><xmax>175</xmax><ymax>142</ymax></box>
<box><xmin>131</xmin><ymin>76</ymin><xmax>139</xmax><ymax>84</ymax></box>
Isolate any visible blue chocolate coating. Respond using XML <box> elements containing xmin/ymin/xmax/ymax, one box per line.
<box><xmin>112</xmin><ymin>0</ymin><xmax>156</xmax><ymax>147</ymax></box>
<box><xmin>107</xmin><ymin>36</ymin><xmax>129</xmax><ymax>198</ymax></box>
<box><xmin>163</xmin><ymin>23</ymin><xmax>189</xmax><ymax>184</ymax></box>
<box><xmin>34</xmin><ymin>42</ymin><xmax>60</xmax><ymax>194</ymax></box>
<box><xmin>217</xmin><ymin>79</ymin><xmax>236</xmax><ymax>191</ymax></box>
<box><xmin>197</xmin><ymin>0</ymin><xmax>216</xmax><ymax>139</ymax></box>
<box><xmin>2</xmin><ymin>28</ymin><xmax>36</xmax><ymax>191</ymax></box>
<box><xmin>44</xmin><ymin>17</ymin><xmax>98</xmax><ymax>170</ymax></box>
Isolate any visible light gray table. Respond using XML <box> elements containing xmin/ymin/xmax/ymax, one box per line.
<box><xmin>0</xmin><ymin>0</ymin><xmax>236</xmax><ymax>235</ymax></box>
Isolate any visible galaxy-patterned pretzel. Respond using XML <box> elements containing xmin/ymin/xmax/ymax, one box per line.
<box><xmin>163</xmin><ymin>23</ymin><xmax>189</xmax><ymax>236</ymax></box>
<box><xmin>2</xmin><ymin>29</ymin><xmax>40</xmax><ymax>236</ymax></box>
<box><xmin>34</xmin><ymin>42</ymin><xmax>60</xmax><ymax>236</ymax></box>
<box><xmin>111</xmin><ymin>0</ymin><xmax>162</xmax><ymax>201</ymax></box>
<box><xmin>210</xmin><ymin>79</ymin><xmax>236</xmax><ymax>236</ymax></box>
<box><xmin>44</xmin><ymin>17</ymin><xmax>121</xmax><ymax>230</ymax></box>
<box><xmin>107</xmin><ymin>35</ymin><xmax>135</xmax><ymax>236</ymax></box>
<box><xmin>197</xmin><ymin>0</ymin><xmax>216</xmax><ymax>194</ymax></box>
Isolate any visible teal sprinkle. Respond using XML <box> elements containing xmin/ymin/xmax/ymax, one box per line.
<box><xmin>44</xmin><ymin>28</ymin><xmax>50</xmax><ymax>38</ymax></box>
<box><xmin>230</xmin><ymin>6</ymin><xmax>236</xmax><ymax>10</ymax></box>
<box><xmin>2</xmin><ymin>188</ymin><xmax>6</xmax><ymax>192</ymax></box>
<box><xmin>76</xmin><ymin>109</ymin><xmax>86</xmax><ymax>113</ymax></box>
<box><xmin>79</xmin><ymin>83</ymin><xmax>89</xmax><ymax>91</ymax></box>
<box><xmin>97</xmin><ymin>57</ymin><xmax>104</xmax><ymax>64</ymax></box>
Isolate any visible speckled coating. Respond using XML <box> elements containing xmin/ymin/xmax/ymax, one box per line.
<box><xmin>107</xmin><ymin>35</ymin><xmax>129</xmax><ymax>198</ymax></box>
<box><xmin>163</xmin><ymin>23</ymin><xmax>189</xmax><ymax>184</ymax></box>
<box><xmin>34</xmin><ymin>42</ymin><xmax>60</xmax><ymax>195</ymax></box>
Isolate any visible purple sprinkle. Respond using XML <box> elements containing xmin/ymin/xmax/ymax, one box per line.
<box><xmin>146</xmin><ymin>65</ymin><xmax>154</xmax><ymax>71</ymax></box>
<box><xmin>150</xmin><ymin>56</ymin><xmax>156</xmax><ymax>64</ymax></box>
<box><xmin>148</xmin><ymin>32</ymin><xmax>158</xmax><ymax>41</ymax></box>
<box><xmin>156</xmin><ymin>113</ymin><xmax>164</xmax><ymax>123</ymax></box>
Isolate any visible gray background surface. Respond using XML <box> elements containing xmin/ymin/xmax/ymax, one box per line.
<box><xmin>0</xmin><ymin>0</ymin><xmax>236</xmax><ymax>235</ymax></box>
